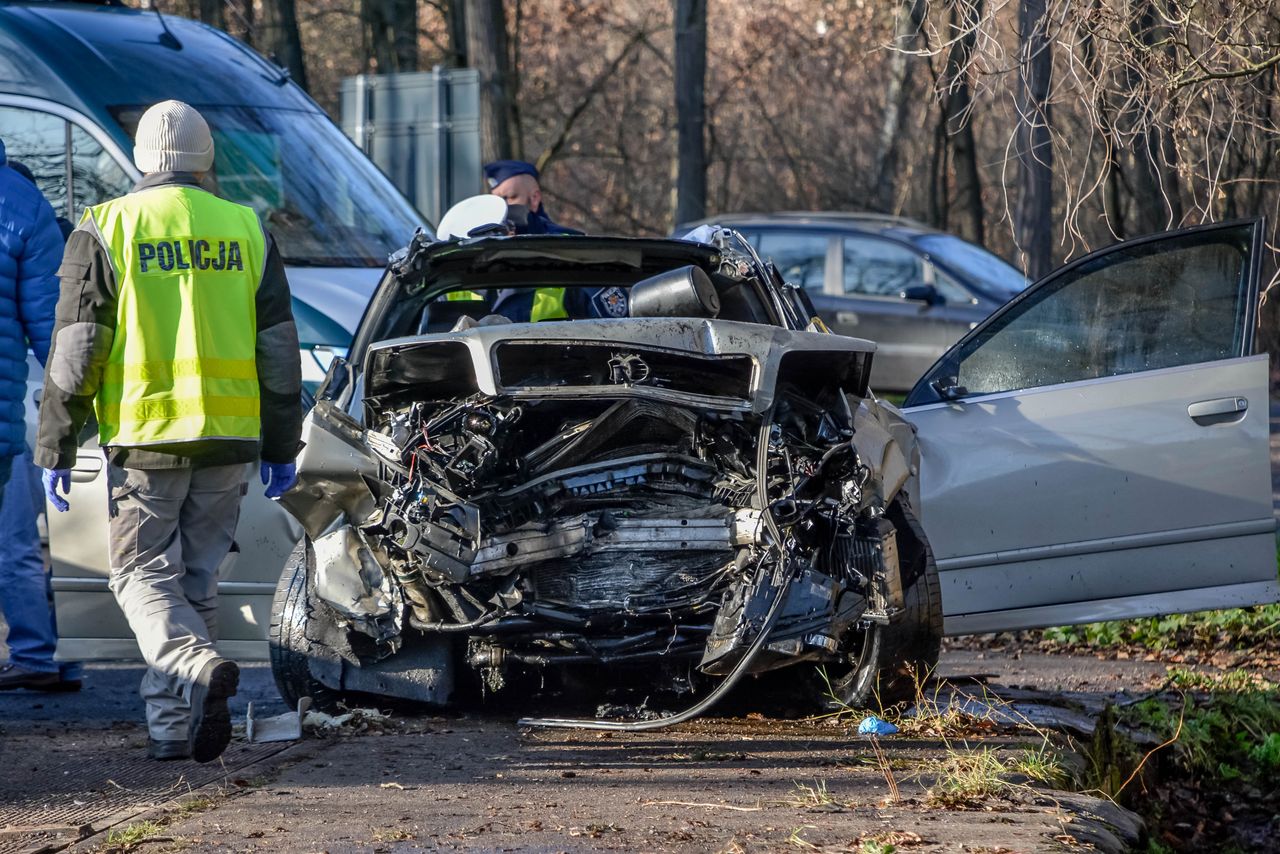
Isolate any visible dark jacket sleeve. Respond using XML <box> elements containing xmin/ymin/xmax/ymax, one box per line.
<box><xmin>256</xmin><ymin>234</ymin><xmax>303</xmax><ymax>464</ymax></box>
<box><xmin>35</xmin><ymin>225</ymin><xmax>117</xmax><ymax>470</ymax></box>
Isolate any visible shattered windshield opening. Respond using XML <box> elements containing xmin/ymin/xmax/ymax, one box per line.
<box><xmin>357</xmin><ymin>238</ymin><xmax>781</xmax><ymax>346</ymax></box>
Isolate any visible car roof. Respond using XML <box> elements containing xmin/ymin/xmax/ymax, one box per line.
<box><xmin>676</xmin><ymin>211</ymin><xmax>947</xmax><ymax>241</ymax></box>
<box><xmin>0</xmin><ymin>2</ymin><xmax>318</xmax><ymax>153</ymax></box>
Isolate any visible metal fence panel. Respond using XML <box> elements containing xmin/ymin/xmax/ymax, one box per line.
<box><xmin>340</xmin><ymin>67</ymin><xmax>481</xmax><ymax>227</ymax></box>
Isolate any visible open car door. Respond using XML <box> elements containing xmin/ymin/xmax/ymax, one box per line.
<box><xmin>903</xmin><ymin>220</ymin><xmax>1279</xmax><ymax>634</ymax></box>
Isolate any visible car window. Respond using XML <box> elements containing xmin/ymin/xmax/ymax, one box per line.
<box><xmin>753</xmin><ymin>232</ymin><xmax>828</xmax><ymax>291</ymax></box>
<box><xmin>933</xmin><ymin>266</ymin><xmax>978</xmax><ymax>304</ymax></box>
<box><xmin>842</xmin><ymin>236</ymin><xmax>924</xmax><ymax>296</ymax></box>
<box><xmin>915</xmin><ymin>233</ymin><xmax>1027</xmax><ymax>299</ymax></box>
<box><xmin>950</xmin><ymin>227</ymin><xmax>1252</xmax><ymax>397</ymax></box>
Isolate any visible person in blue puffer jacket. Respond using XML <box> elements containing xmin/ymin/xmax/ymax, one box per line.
<box><xmin>0</xmin><ymin>137</ymin><xmax>73</xmax><ymax>692</ymax></box>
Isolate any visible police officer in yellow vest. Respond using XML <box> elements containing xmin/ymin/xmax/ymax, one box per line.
<box><xmin>35</xmin><ymin>101</ymin><xmax>303</xmax><ymax>763</ymax></box>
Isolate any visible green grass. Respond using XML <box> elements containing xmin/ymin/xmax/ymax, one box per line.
<box><xmin>104</xmin><ymin>819</ymin><xmax>163</xmax><ymax>850</ymax></box>
<box><xmin>786</xmin><ymin>779</ymin><xmax>844</xmax><ymax>809</ymax></box>
<box><xmin>1042</xmin><ymin>603</ymin><xmax>1280</xmax><ymax>651</ymax></box>
<box><xmin>1118</xmin><ymin>668</ymin><xmax>1280</xmax><ymax>783</ymax></box>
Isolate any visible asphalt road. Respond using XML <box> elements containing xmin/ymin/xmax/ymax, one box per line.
<box><xmin>0</xmin><ymin>661</ymin><xmax>288</xmax><ymax>733</ymax></box>
<box><xmin>0</xmin><ymin>651</ymin><xmax>1169</xmax><ymax>854</ymax></box>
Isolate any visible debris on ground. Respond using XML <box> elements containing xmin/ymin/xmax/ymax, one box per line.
<box><xmin>857</xmin><ymin>714</ymin><xmax>899</xmax><ymax>736</ymax></box>
<box><xmin>247</xmin><ymin>697</ymin><xmax>311</xmax><ymax>743</ymax></box>
<box><xmin>302</xmin><ymin>706</ymin><xmax>396</xmax><ymax>735</ymax></box>
<box><xmin>595</xmin><ymin>701</ymin><xmax>664</xmax><ymax>721</ymax></box>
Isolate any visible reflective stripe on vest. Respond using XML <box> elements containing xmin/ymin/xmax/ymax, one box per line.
<box><xmin>88</xmin><ymin>185</ymin><xmax>264</xmax><ymax>447</ymax></box>
<box><xmin>531</xmin><ymin>287</ymin><xmax>568</xmax><ymax>322</ymax></box>
<box><xmin>446</xmin><ymin>290</ymin><xmax>484</xmax><ymax>301</ymax></box>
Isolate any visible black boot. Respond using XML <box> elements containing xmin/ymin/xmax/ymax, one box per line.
<box><xmin>0</xmin><ymin>664</ymin><xmax>61</xmax><ymax>691</ymax></box>
<box><xmin>187</xmin><ymin>659</ymin><xmax>239</xmax><ymax>763</ymax></box>
<box><xmin>148</xmin><ymin>739</ymin><xmax>191</xmax><ymax>761</ymax></box>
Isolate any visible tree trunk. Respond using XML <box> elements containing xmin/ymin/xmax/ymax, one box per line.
<box><xmin>942</xmin><ymin>0</ymin><xmax>984</xmax><ymax>246</ymax></box>
<box><xmin>873</xmin><ymin>0</ymin><xmax>926</xmax><ymax>212</ymax></box>
<box><xmin>196</xmin><ymin>0</ymin><xmax>225</xmax><ymax>29</ymax></box>
<box><xmin>1015</xmin><ymin>0</ymin><xmax>1054</xmax><ymax>278</ymax></box>
<box><xmin>1125</xmin><ymin>0</ymin><xmax>1182</xmax><ymax>233</ymax></box>
<box><xmin>465</xmin><ymin>0</ymin><xmax>515</xmax><ymax>162</ymax></box>
<box><xmin>674</xmin><ymin>0</ymin><xmax>707</xmax><ymax>226</ymax></box>
<box><xmin>259</xmin><ymin>0</ymin><xmax>309</xmax><ymax>90</ymax></box>
<box><xmin>362</xmin><ymin>0</ymin><xmax>419</xmax><ymax>74</ymax></box>
<box><xmin>444</xmin><ymin>0</ymin><xmax>467</xmax><ymax>66</ymax></box>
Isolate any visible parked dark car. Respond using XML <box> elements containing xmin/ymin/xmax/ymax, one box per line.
<box><xmin>677</xmin><ymin>212</ymin><xmax>1027</xmax><ymax>392</ymax></box>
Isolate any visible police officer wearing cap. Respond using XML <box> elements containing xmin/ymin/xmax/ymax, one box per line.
<box><xmin>36</xmin><ymin>100</ymin><xmax>303</xmax><ymax>764</ymax></box>
<box><xmin>484</xmin><ymin>159</ymin><xmax>583</xmax><ymax>236</ymax></box>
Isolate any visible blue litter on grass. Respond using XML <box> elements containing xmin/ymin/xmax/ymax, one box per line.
<box><xmin>858</xmin><ymin>714</ymin><xmax>899</xmax><ymax>736</ymax></box>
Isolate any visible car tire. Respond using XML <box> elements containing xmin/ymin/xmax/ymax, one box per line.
<box><xmin>823</xmin><ymin>499</ymin><xmax>943</xmax><ymax>710</ymax></box>
<box><xmin>269</xmin><ymin>539</ymin><xmax>356</xmax><ymax>713</ymax></box>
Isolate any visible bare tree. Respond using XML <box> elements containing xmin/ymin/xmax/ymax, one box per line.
<box><xmin>362</xmin><ymin>0</ymin><xmax>419</xmax><ymax>73</ymax></box>
<box><xmin>873</xmin><ymin>0</ymin><xmax>926</xmax><ymax>212</ymax></box>
<box><xmin>198</xmin><ymin>0</ymin><xmax>225</xmax><ymax>28</ymax></box>
<box><xmin>466</xmin><ymin>0</ymin><xmax>517</xmax><ymax>161</ymax></box>
<box><xmin>442</xmin><ymin>0</ymin><xmax>467</xmax><ymax>66</ymax></box>
<box><xmin>674</xmin><ymin>0</ymin><xmax>707</xmax><ymax>225</ymax></box>
<box><xmin>1014</xmin><ymin>0</ymin><xmax>1053</xmax><ymax>277</ymax></box>
<box><xmin>940</xmin><ymin>0</ymin><xmax>984</xmax><ymax>245</ymax></box>
<box><xmin>259</xmin><ymin>0</ymin><xmax>309</xmax><ymax>90</ymax></box>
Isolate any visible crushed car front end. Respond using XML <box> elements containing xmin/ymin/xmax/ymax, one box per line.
<box><xmin>272</xmin><ymin>230</ymin><xmax>936</xmax><ymax>727</ymax></box>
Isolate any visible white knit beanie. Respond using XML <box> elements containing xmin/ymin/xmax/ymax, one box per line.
<box><xmin>133</xmin><ymin>100</ymin><xmax>215</xmax><ymax>174</ymax></box>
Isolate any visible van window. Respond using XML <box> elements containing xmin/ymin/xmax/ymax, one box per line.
<box><xmin>0</xmin><ymin>106</ymin><xmax>132</xmax><ymax>223</ymax></box>
<box><xmin>111</xmin><ymin>105</ymin><xmax>422</xmax><ymax>268</ymax></box>
<box><xmin>70</xmin><ymin>125</ymin><xmax>132</xmax><ymax>216</ymax></box>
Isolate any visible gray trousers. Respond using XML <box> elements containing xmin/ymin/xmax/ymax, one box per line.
<box><xmin>107</xmin><ymin>464</ymin><xmax>248</xmax><ymax>740</ymax></box>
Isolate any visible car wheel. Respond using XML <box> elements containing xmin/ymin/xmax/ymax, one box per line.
<box><xmin>823</xmin><ymin>499</ymin><xmax>943</xmax><ymax>710</ymax></box>
<box><xmin>269</xmin><ymin>539</ymin><xmax>358</xmax><ymax>713</ymax></box>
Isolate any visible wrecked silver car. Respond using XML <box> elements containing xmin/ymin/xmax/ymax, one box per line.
<box><xmin>271</xmin><ymin>224</ymin><xmax>939</xmax><ymax>729</ymax></box>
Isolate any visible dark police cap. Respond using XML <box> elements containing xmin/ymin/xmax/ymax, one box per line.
<box><xmin>484</xmin><ymin>159</ymin><xmax>539</xmax><ymax>189</ymax></box>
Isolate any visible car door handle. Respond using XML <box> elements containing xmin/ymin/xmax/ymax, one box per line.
<box><xmin>70</xmin><ymin>455</ymin><xmax>104</xmax><ymax>483</ymax></box>
<box><xmin>1187</xmin><ymin>397</ymin><xmax>1248</xmax><ymax>423</ymax></box>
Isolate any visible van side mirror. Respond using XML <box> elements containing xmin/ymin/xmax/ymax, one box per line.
<box><xmin>629</xmin><ymin>265</ymin><xmax>721</xmax><ymax>319</ymax></box>
<box><xmin>317</xmin><ymin>355</ymin><xmax>351</xmax><ymax>403</ymax></box>
<box><xmin>901</xmin><ymin>283</ymin><xmax>943</xmax><ymax>306</ymax></box>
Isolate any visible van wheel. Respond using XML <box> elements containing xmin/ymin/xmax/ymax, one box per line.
<box><xmin>823</xmin><ymin>499</ymin><xmax>943</xmax><ymax>710</ymax></box>
<box><xmin>269</xmin><ymin>540</ymin><xmax>357</xmax><ymax>713</ymax></box>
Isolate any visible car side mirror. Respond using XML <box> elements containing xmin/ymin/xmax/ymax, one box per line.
<box><xmin>901</xmin><ymin>283</ymin><xmax>943</xmax><ymax>306</ymax></box>
<box><xmin>929</xmin><ymin>374</ymin><xmax>968</xmax><ymax>401</ymax></box>
<box><xmin>629</xmin><ymin>265</ymin><xmax>721</xmax><ymax>319</ymax></box>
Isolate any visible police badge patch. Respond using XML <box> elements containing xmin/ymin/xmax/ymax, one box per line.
<box><xmin>594</xmin><ymin>286</ymin><xmax>629</xmax><ymax>318</ymax></box>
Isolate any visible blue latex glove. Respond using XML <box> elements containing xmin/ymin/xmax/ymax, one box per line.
<box><xmin>858</xmin><ymin>714</ymin><xmax>900</xmax><ymax>736</ymax></box>
<box><xmin>43</xmin><ymin>468</ymin><xmax>71</xmax><ymax>513</ymax></box>
<box><xmin>260</xmin><ymin>461</ymin><xmax>297</xmax><ymax>499</ymax></box>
